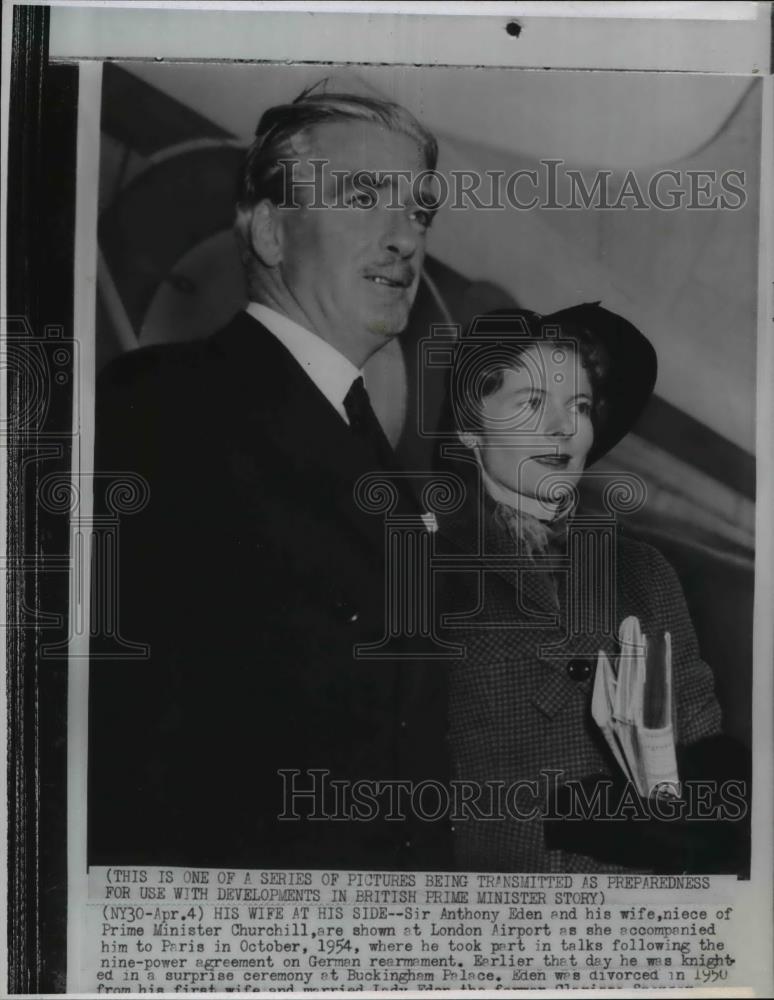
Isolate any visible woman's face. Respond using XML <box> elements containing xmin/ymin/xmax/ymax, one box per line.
<box><xmin>465</xmin><ymin>342</ymin><xmax>595</xmax><ymax>501</ymax></box>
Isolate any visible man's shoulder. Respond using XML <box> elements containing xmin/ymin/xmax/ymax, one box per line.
<box><xmin>100</xmin><ymin>313</ymin><xmax>242</xmax><ymax>380</ymax></box>
<box><xmin>96</xmin><ymin>311</ymin><xmax>278</xmax><ymax>404</ymax></box>
<box><xmin>98</xmin><ymin>338</ymin><xmax>205</xmax><ymax>393</ymax></box>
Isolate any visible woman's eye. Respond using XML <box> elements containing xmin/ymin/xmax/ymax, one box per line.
<box><xmin>572</xmin><ymin>399</ymin><xmax>591</xmax><ymax>417</ymax></box>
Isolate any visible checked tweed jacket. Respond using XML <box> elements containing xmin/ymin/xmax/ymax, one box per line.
<box><xmin>436</xmin><ymin>491</ymin><xmax>724</xmax><ymax>873</ymax></box>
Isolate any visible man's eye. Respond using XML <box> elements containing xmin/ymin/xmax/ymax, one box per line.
<box><xmin>347</xmin><ymin>192</ymin><xmax>375</xmax><ymax>209</ymax></box>
<box><xmin>525</xmin><ymin>396</ymin><xmax>542</xmax><ymax>412</ymax></box>
<box><xmin>409</xmin><ymin>208</ymin><xmax>433</xmax><ymax>229</ymax></box>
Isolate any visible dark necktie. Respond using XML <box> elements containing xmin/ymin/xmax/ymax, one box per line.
<box><xmin>343</xmin><ymin>376</ymin><xmax>398</xmax><ymax>471</ymax></box>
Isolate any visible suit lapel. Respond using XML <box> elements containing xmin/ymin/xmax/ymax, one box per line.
<box><xmin>209</xmin><ymin>312</ymin><xmax>416</xmax><ymax>558</ymax></box>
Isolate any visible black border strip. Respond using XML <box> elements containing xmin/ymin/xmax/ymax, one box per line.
<box><xmin>7</xmin><ymin>9</ymin><xmax>50</xmax><ymax>991</ymax></box>
<box><xmin>7</xmin><ymin>5</ymin><xmax>76</xmax><ymax>994</ymax></box>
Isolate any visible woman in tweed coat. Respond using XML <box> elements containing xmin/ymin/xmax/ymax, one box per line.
<box><xmin>437</xmin><ymin>305</ymin><xmax>747</xmax><ymax>874</ymax></box>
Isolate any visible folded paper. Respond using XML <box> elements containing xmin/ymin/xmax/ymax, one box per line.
<box><xmin>591</xmin><ymin>616</ymin><xmax>680</xmax><ymax>798</ymax></box>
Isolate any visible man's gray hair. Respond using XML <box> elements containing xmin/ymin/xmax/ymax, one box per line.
<box><xmin>236</xmin><ymin>85</ymin><xmax>438</xmax><ymax>211</ymax></box>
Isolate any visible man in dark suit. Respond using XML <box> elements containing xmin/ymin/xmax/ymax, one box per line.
<box><xmin>88</xmin><ymin>88</ymin><xmax>450</xmax><ymax>870</ymax></box>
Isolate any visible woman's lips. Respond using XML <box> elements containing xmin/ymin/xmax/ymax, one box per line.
<box><xmin>532</xmin><ymin>454</ymin><xmax>571</xmax><ymax>468</ymax></box>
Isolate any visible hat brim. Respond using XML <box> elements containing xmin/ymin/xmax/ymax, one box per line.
<box><xmin>543</xmin><ymin>302</ymin><xmax>657</xmax><ymax>465</ymax></box>
<box><xmin>453</xmin><ymin>303</ymin><xmax>657</xmax><ymax>465</ymax></box>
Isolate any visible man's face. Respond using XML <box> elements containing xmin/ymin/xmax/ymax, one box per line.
<box><xmin>273</xmin><ymin>120</ymin><xmax>433</xmax><ymax>361</ymax></box>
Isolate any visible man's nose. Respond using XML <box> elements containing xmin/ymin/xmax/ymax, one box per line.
<box><xmin>380</xmin><ymin>209</ymin><xmax>419</xmax><ymax>258</ymax></box>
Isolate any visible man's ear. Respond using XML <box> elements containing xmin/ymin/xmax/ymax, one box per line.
<box><xmin>242</xmin><ymin>200</ymin><xmax>284</xmax><ymax>267</ymax></box>
<box><xmin>457</xmin><ymin>431</ymin><xmax>479</xmax><ymax>450</ymax></box>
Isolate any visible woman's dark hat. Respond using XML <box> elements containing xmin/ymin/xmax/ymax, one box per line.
<box><xmin>457</xmin><ymin>302</ymin><xmax>657</xmax><ymax>466</ymax></box>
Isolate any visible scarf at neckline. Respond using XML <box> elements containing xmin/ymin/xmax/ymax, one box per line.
<box><xmin>491</xmin><ymin>500</ymin><xmax>571</xmax><ymax>559</ymax></box>
<box><xmin>476</xmin><ymin>453</ymin><xmax>574</xmax><ymax>557</ymax></box>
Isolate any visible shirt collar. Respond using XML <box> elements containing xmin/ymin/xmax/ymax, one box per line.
<box><xmin>247</xmin><ymin>302</ymin><xmax>362</xmax><ymax>423</ymax></box>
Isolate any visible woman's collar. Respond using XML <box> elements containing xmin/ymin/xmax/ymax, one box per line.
<box><xmin>476</xmin><ymin>454</ymin><xmax>569</xmax><ymax>523</ymax></box>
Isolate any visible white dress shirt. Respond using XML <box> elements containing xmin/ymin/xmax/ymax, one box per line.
<box><xmin>246</xmin><ymin>301</ymin><xmax>361</xmax><ymax>424</ymax></box>
<box><xmin>246</xmin><ymin>302</ymin><xmax>438</xmax><ymax>531</ymax></box>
